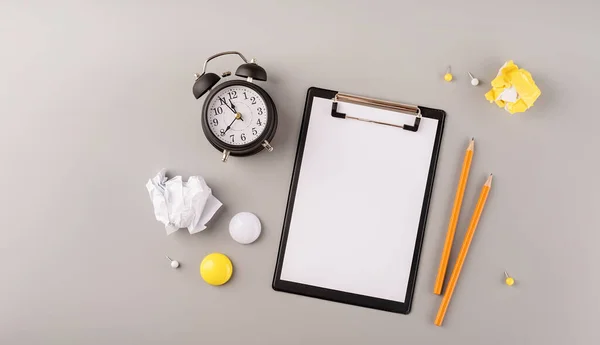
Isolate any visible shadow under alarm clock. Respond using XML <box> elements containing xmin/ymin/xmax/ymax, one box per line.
<box><xmin>193</xmin><ymin>51</ymin><xmax>278</xmax><ymax>162</ymax></box>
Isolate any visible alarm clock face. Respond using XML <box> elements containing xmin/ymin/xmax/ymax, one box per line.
<box><xmin>201</xmin><ymin>79</ymin><xmax>278</xmax><ymax>158</ymax></box>
<box><xmin>205</xmin><ymin>83</ymin><xmax>269</xmax><ymax>146</ymax></box>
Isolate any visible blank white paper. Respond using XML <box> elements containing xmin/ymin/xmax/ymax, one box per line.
<box><xmin>280</xmin><ymin>97</ymin><xmax>439</xmax><ymax>302</ymax></box>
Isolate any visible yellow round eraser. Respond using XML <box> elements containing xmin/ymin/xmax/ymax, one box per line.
<box><xmin>505</xmin><ymin>277</ymin><xmax>515</xmax><ymax>286</ymax></box>
<box><xmin>200</xmin><ymin>253</ymin><xmax>233</xmax><ymax>286</ymax></box>
<box><xmin>444</xmin><ymin>73</ymin><xmax>453</xmax><ymax>82</ymax></box>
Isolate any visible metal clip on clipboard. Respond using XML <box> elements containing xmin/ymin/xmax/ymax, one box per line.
<box><xmin>331</xmin><ymin>93</ymin><xmax>422</xmax><ymax>132</ymax></box>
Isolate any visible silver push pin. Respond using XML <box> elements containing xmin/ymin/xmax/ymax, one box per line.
<box><xmin>468</xmin><ymin>72</ymin><xmax>480</xmax><ymax>86</ymax></box>
<box><xmin>166</xmin><ymin>256</ymin><xmax>180</xmax><ymax>269</ymax></box>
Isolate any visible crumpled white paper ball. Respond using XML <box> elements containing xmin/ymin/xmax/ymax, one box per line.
<box><xmin>146</xmin><ymin>169</ymin><xmax>222</xmax><ymax>235</ymax></box>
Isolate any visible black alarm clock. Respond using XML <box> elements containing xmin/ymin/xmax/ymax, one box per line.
<box><xmin>193</xmin><ymin>51</ymin><xmax>277</xmax><ymax>162</ymax></box>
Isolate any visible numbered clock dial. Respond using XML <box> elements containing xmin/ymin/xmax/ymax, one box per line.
<box><xmin>201</xmin><ymin>79</ymin><xmax>277</xmax><ymax>158</ymax></box>
<box><xmin>206</xmin><ymin>85</ymin><xmax>268</xmax><ymax>146</ymax></box>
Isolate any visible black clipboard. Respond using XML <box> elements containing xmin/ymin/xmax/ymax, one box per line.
<box><xmin>272</xmin><ymin>87</ymin><xmax>446</xmax><ymax>314</ymax></box>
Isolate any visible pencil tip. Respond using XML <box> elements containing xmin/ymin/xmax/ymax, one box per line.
<box><xmin>471</xmin><ymin>137</ymin><xmax>474</xmax><ymax>141</ymax></box>
<box><xmin>485</xmin><ymin>174</ymin><xmax>493</xmax><ymax>186</ymax></box>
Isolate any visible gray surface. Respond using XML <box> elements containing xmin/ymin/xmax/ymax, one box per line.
<box><xmin>1</xmin><ymin>1</ymin><xmax>598</xmax><ymax>344</ymax></box>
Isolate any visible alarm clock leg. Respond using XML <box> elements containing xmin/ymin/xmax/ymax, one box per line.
<box><xmin>222</xmin><ymin>149</ymin><xmax>231</xmax><ymax>162</ymax></box>
<box><xmin>262</xmin><ymin>140</ymin><xmax>274</xmax><ymax>152</ymax></box>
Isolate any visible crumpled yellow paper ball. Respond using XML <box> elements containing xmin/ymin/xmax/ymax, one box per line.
<box><xmin>485</xmin><ymin>60</ymin><xmax>541</xmax><ymax>114</ymax></box>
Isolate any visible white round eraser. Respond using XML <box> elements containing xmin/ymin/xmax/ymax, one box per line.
<box><xmin>229</xmin><ymin>212</ymin><xmax>262</xmax><ymax>244</ymax></box>
<box><xmin>170</xmin><ymin>260</ymin><xmax>180</xmax><ymax>268</ymax></box>
<box><xmin>471</xmin><ymin>78</ymin><xmax>480</xmax><ymax>86</ymax></box>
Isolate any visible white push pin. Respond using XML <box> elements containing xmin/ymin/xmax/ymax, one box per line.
<box><xmin>468</xmin><ymin>72</ymin><xmax>480</xmax><ymax>86</ymax></box>
<box><xmin>229</xmin><ymin>212</ymin><xmax>262</xmax><ymax>244</ymax></box>
<box><xmin>166</xmin><ymin>256</ymin><xmax>180</xmax><ymax>269</ymax></box>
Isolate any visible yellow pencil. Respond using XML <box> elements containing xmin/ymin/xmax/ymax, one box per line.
<box><xmin>434</xmin><ymin>138</ymin><xmax>474</xmax><ymax>295</ymax></box>
<box><xmin>434</xmin><ymin>174</ymin><xmax>493</xmax><ymax>327</ymax></box>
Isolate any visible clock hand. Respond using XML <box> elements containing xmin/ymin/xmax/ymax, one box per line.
<box><xmin>224</xmin><ymin>113</ymin><xmax>243</xmax><ymax>133</ymax></box>
<box><xmin>224</xmin><ymin>118</ymin><xmax>237</xmax><ymax>133</ymax></box>
<box><xmin>229</xmin><ymin>100</ymin><xmax>244</xmax><ymax>121</ymax></box>
<box><xmin>219</xmin><ymin>97</ymin><xmax>236</xmax><ymax>114</ymax></box>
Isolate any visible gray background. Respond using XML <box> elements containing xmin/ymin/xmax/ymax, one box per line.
<box><xmin>1</xmin><ymin>1</ymin><xmax>598</xmax><ymax>344</ymax></box>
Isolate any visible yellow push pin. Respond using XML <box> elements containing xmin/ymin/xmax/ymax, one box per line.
<box><xmin>504</xmin><ymin>271</ymin><xmax>515</xmax><ymax>286</ymax></box>
<box><xmin>444</xmin><ymin>66</ymin><xmax>453</xmax><ymax>82</ymax></box>
<box><xmin>200</xmin><ymin>253</ymin><xmax>233</xmax><ymax>286</ymax></box>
